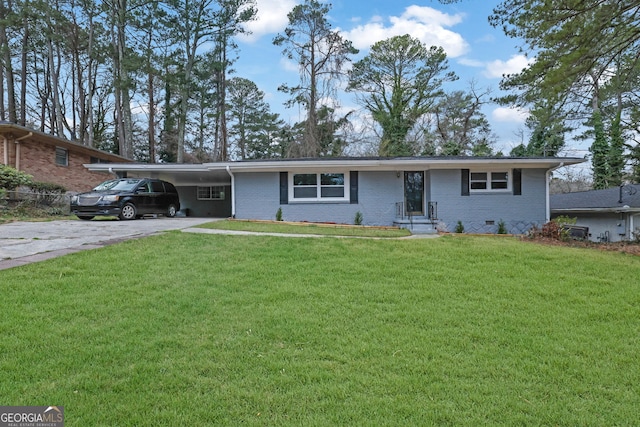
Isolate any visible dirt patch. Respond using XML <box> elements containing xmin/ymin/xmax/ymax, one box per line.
<box><xmin>522</xmin><ymin>236</ymin><xmax>640</xmax><ymax>256</ymax></box>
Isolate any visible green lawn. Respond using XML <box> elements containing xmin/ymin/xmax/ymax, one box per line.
<box><xmin>198</xmin><ymin>218</ymin><xmax>412</xmax><ymax>237</ymax></box>
<box><xmin>1</xmin><ymin>232</ymin><xmax>639</xmax><ymax>425</ymax></box>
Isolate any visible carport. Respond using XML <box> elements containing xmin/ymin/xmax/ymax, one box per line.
<box><xmin>84</xmin><ymin>163</ymin><xmax>233</xmax><ymax>218</ymax></box>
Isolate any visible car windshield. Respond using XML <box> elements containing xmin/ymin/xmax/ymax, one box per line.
<box><xmin>93</xmin><ymin>179</ymin><xmax>142</xmax><ymax>192</ymax></box>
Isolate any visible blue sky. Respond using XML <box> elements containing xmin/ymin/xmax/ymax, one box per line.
<box><xmin>231</xmin><ymin>0</ymin><xmax>587</xmax><ymax>159</ymax></box>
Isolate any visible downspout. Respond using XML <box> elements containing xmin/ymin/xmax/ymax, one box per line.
<box><xmin>546</xmin><ymin>162</ymin><xmax>564</xmax><ymax>222</ymax></box>
<box><xmin>225</xmin><ymin>165</ymin><xmax>236</xmax><ymax>218</ymax></box>
<box><xmin>2</xmin><ymin>136</ymin><xmax>7</xmax><ymax>165</ymax></box>
<box><xmin>13</xmin><ymin>132</ymin><xmax>32</xmax><ymax>171</ymax></box>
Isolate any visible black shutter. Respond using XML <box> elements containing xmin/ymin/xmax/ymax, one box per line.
<box><xmin>461</xmin><ymin>169</ymin><xmax>470</xmax><ymax>196</ymax></box>
<box><xmin>279</xmin><ymin>172</ymin><xmax>288</xmax><ymax>204</ymax></box>
<box><xmin>350</xmin><ymin>171</ymin><xmax>358</xmax><ymax>204</ymax></box>
<box><xmin>513</xmin><ymin>169</ymin><xmax>522</xmax><ymax>195</ymax></box>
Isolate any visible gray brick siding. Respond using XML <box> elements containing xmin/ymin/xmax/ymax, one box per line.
<box><xmin>234</xmin><ymin>168</ymin><xmax>548</xmax><ymax>233</ymax></box>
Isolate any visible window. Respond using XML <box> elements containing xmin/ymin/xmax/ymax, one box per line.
<box><xmin>55</xmin><ymin>147</ymin><xmax>68</xmax><ymax>166</ymax></box>
<box><xmin>150</xmin><ymin>181</ymin><xmax>164</xmax><ymax>192</ymax></box>
<box><xmin>197</xmin><ymin>186</ymin><xmax>225</xmax><ymax>200</ymax></box>
<box><xmin>470</xmin><ymin>171</ymin><xmax>510</xmax><ymax>192</ymax></box>
<box><xmin>290</xmin><ymin>172</ymin><xmax>347</xmax><ymax>201</ymax></box>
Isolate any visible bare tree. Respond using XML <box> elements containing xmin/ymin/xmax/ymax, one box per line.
<box><xmin>273</xmin><ymin>0</ymin><xmax>357</xmax><ymax>157</ymax></box>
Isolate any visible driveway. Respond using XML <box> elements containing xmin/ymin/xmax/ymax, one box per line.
<box><xmin>0</xmin><ymin>217</ymin><xmax>214</xmax><ymax>270</ymax></box>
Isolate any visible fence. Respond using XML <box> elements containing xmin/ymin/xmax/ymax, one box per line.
<box><xmin>1</xmin><ymin>189</ymin><xmax>70</xmax><ymax>213</ymax></box>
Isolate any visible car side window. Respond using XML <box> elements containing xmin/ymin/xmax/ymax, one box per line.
<box><xmin>150</xmin><ymin>181</ymin><xmax>164</xmax><ymax>192</ymax></box>
<box><xmin>137</xmin><ymin>183</ymin><xmax>150</xmax><ymax>193</ymax></box>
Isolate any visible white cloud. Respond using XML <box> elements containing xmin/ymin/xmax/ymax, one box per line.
<box><xmin>239</xmin><ymin>0</ymin><xmax>297</xmax><ymax>43</ymax></box>
<box><xmin>484</xmin><ymin>54</ymin><xmax>535</xmax><ymax>79</ymax></box>
<box><xmin>342</xmin><ymin>6</ymin><xmax>468</xmax><ymax>58</ymax></box>
<box><xmin>279</xmin><ymin>57</ymin><xmax>298</xmax><ymax>73</ymax></box>
<box><xmin>492</xmin><ymin>106</ymin><xmax>529</xmax><ymax>123</ymax></box>
<box><xmin>457</xmin><ymin>57</ymin><xmax>484</xmax><ymax>68</ymax></box>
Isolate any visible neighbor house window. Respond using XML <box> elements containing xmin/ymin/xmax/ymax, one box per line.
<box><xmin>290</xmin><ymin>172</ymin><xmax>347</xmax><ymax>201</ymax></box>
<box><xmin>470</xmin><ymin>171</ymin><xmax>510</xmax><ymax>191</ymax></box>
<box><xmin>55</xmin><ymin>147</ymin><xmax>68</xmax><ymax>166</ymax></box>
<box><xmin>197</xmin><ymin>186</ymin><xmax>225</xmax><ymax>200</ymax></box>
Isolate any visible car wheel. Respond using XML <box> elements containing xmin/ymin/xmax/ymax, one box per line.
<box><xmin>119</xmin><ymin>202</ymin><xmax>137</xmax><ymax>220</ymax></box>
<box><xmin>166</xmin><ymin>204</ymin><xmax>177</xmax><ymax>218</ymax></box>
<box><xmin>77</xmin><ymin>215</ymin><xmax>94</xmax><ymax>220</ymax></box>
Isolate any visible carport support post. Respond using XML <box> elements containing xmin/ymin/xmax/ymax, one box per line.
<box><xmin>226</xmin><ymin>165</ymin><xmax>236</xmax><ymax>218</ymax></box>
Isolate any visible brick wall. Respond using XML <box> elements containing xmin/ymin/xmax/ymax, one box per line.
<box><xmin>2</xmin><ymin>140</ymin><xmax>113</xmax><ymax>192</ymax></box>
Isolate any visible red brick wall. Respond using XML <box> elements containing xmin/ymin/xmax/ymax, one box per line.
<box><xmin>4</xmin><ymin>140</ymin><xmax>113</xmax><ymax>192</ymax></box>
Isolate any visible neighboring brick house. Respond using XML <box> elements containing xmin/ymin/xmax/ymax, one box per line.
<box><xmin>0</xmin><ymin>123</ymin><xmax>132</xmax><ymax>192</ymax></box>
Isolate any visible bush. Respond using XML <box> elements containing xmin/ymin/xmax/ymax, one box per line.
<box><xmin>454</xmin><ymin>220</ymin><xmax>464</xmax><ymax>233</ymax></box>
<box><xmin>28</xmin><ymin>181</ymin><xmax>67</xmax><ymax>206</ymax></box>
<box><xmin>528</xmin><ymin>216</ymin><xmax>578</xmax><ymax>241</ymax></box>
<box><xmin>275</xmin><ymin>207</ymin><xmax>283</xmax><ymax>221</ymax></box>
<box><xmin>0</xmin><ymin>165</ymin><xmax>33</xmax><ymax>190</ymax></box>
<box><xmin>354</xmin><ymin>211</ymin><xmax>363</xmax><ymax>225</ymax></box>
<box><xmin>553</xmin><ymin>215</ymin><xmax>577</xmax><ymax>226</ymax></box>
<box><xmin>497</xmin><ymin>219</ymin><xmax>507</xmax><ymax>234</ymax></box>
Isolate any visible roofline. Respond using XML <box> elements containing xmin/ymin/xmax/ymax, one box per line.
<box><xmin>85</xmin><ymin>156</ymin><xmax>586</xmax><ymax>173</ymax></box>
<box><xmin>84</xmin><ymin>163</ymin><xmax>212</xmax><ymax>173</ymax></box>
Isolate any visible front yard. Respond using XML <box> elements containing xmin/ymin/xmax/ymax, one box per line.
<box><xmin>1</xmin><ymin>232</ymin><xmax>639</xmax><ymax>425</ymax></box>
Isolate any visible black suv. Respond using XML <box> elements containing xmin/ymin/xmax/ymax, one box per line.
<box><xmin>71</xmin><ymin>178</ymin><xmax>180</xmax><ymax>220</ymax></box>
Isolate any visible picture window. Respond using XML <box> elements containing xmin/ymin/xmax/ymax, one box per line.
<box><xmin>290</xmin><ymin>172</ymin><xmax>347</xmax><ymax>202</ymax></box>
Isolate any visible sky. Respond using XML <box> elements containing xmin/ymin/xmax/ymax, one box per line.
<box><xmin>229</xmin><ymin>0</ymin><xmax>588</xmax><ymax>160</ymax></box>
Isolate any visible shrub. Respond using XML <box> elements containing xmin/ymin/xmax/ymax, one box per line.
<box><xmin>28</xmin><ymin>181</ymin><xmax>67</xmax><ymax>207</ymax></box>
<box><xmin>354</xmin><ymin>211</ymin><xmax>363</xmax><ymax>225</ymax></box>
<box><xmin>497</xmin><ymin>219</ymin><xmax>507</xmax><ymax>234</ymax></box>
<box><xmin>528</xmin><ymin>216</ymin><xmax>578</xmax><ymax>241</ymax></box>
<box><xmin>275</xmin><ymin>207</ymin><xmax>283</xmax><ymax>221</ymax></box>
<box><xmin>553</xmin><ymin>215</ymin><xmax>577</xmax><ymax>226</ymax></box>
<box><xmin>0</xmin><ymin>165</ymin><xmax>33</xmax><ymax>190</ymax></box>
<box><xmin>454</xmin><ymin>220</ymin><xmax>464</xmax><ymax>233</ymax></box>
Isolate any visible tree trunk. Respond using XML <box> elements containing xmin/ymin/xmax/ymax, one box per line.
<box><xmin>19</xmin><ymin>1</ymin><xmax>28</xmax><ymax>126</ymax></box>
<box><xmin>218</xmin><ymin>36</ymin><xmax>228</xmax><ymax>161</ymax></box>
<box><xmin>0</xmin><ymin>0</ymin><xmax>17</xmax><ymax>123</ymax></box>
<box><xmin>148</xmin><ymin>69</ymin><xmax>156</xmax><ymax>162</ymax></box>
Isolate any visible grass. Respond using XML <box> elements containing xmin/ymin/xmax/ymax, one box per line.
<box><xmin>0</xmin><ymin>202</ymin><xmax>73</xmax><ymax>224</ymax></box>
<box><xmin>1</xmin><ymin>232</ymin><xmax>639</xmax><ymax>425</ymax></box>
<box><xmin>197</xmin><ymin>219</ymin><xmax>412</xmax><ymax>238</ymax></box>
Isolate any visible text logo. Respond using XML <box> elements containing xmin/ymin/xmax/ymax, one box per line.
<box><xmin>0</xmin><ymin>406</ymin><xmax>64</xmax><ymax>427</ymax></box>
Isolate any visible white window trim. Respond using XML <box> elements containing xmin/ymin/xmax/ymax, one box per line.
<box><xmin>197</xmin><ymin>185</ymin><xmax>225</xmax><ymax>200</ymax></box>
<box><xmin>469</xmin><ymin>169</ymin><xmax>512</xmax><ymax>193</ymax></box>
<box><xmin>289</xmin><ymin>172</ymin><xmax>350</xmax><ymax>202</ymax></box>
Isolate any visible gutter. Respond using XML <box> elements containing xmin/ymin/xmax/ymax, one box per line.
<box><xmin>551</xmin><ymin>207</ymin><xmax>640</xmax><ymax>214</ymax></box>
<box><xmin>225</xmin><ymin>165</ymin><xmax>236</xmax><ymax>218</ymax></box>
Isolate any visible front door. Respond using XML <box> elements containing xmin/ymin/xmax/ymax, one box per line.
<box><xmin>404</xmin><ymin>171</ymin><xmax>424</xmax><ymax>216</ymax></box>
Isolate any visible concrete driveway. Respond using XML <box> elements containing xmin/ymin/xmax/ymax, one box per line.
<box><xmin>0</xmin><ymin>217</ymin><xmax>214</xmax><ymax>270</ymax></box>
